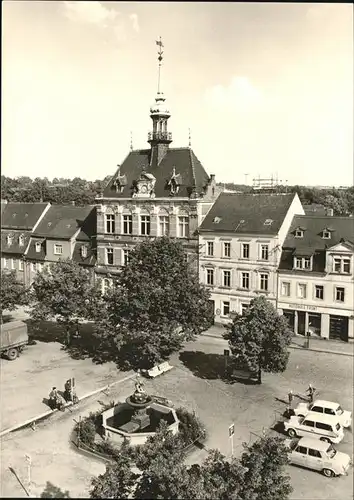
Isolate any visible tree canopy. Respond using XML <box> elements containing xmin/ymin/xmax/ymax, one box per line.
<box><xmin>223</xmin><ymin>296</ymin><xmax>293</xmax><ymax>383</ymax></box>
<box><xmin>89</xmin><ymin>423</ymin><xmax>292</xmax><ymax>500</ymax></box>
<box><xmin>0</xmin><ymin>270</ymin><xmax>29</xmax><ymax>319</ymax></box>
<box><xmin>29</xmin><ymin>259</ymin><xmax>103</xmax><ymax>339</ymax></box>
<box><xmin>93</xmin><ymin>237</ymin><xmax>213</xmax><ymax>369</ymax></box>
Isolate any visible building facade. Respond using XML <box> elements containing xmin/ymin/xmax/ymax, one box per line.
<box><xmin>1</xmin><ymin>202</ymin><xmax>50</xmax><ymax>283</ymax></box>
<box><xmin>198</xmin><ymin>192</ymin><xmax>305</xmax><ymax>323</ymax></box>
<box><xmin>95</xmin><ymin>43</ymin><xmax>218</xmax><ymax>292</ymax></box>
<box><xmin>278</xmin><ymin>215</ymin><xmax>354</xmax><ymax>342</ymax></box>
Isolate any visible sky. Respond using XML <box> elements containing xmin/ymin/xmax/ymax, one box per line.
<box><xmin>2</xmin><ymin>1</ymin><xmax>353</xmax><ymax>186</ymax></box>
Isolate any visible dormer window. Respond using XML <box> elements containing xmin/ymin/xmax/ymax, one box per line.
<box><xmin>35</xmin><ymin>242</ymin><xmax>41</xmax><ymax>253</ymax></box>
<box><xmin>264</xmin><ymin>219</ymin><xmax>273</xmax><ymax>226</ymax></box>
<box><xmin>81</xmin><ymin>245</ymin><xmax>88</xmax><ymax>258</ymax></box>
<box><xmin>19</xmin><ymin>235</ymin><xmax>25</xmax><ymax>247</ymax></box>
<box><xmin>322</xmin><ymin>230</ymin><xmax>331</xmax><ymax>239</ymax></box>
<box><xmin>295</xmin><ymin>229</ymin><xmax>304</xmax><ymax>238</ymax></box>
<box><xmin>6</xmin><ymin>235</ymin><xmax>13</xmax><ymax>246</ymax></box>
<box><xmin>213</xmin><ymin>217</ymin><xmax>221</xmax><ymax>224</ymax></box>
<box><xmin>294</xmin><ymin>256</ymin><xmax>312</xmax><ymax>270</ymax></box>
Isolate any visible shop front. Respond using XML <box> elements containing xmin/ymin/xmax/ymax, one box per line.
<box><xmin>279</xmin><ymin>302</ymin><xmax>353</xmax><ymax>342</ymax></box>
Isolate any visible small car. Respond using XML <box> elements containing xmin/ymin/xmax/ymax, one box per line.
<box><xmin>284</xmin><ymin>412</ymin><xmax>344</xmax><ymax>444</ymax></box>
<box><xmin>285</xmin><ymin>436</ymin><xmax>352</xmax><ymax>477</ymax></box>
<box><xmin>293</xmin><ymin>399</ymin><xmax>352</xmax><ymax>428</ymax></box>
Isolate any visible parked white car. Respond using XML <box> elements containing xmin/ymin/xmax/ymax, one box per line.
<box><xmin>285</xmin><ymin>437</ymin><xmax>352</xmax><ymax>477</ymax></box>
<box><xmin>293</xmin><ymin>400</ymin><xmax>352</xmax><ymax>428</ymax></box>
<box><xmin>284</xmin><ymin>413</ymin><xmax>344</xmax><ymax>444</ymax></box>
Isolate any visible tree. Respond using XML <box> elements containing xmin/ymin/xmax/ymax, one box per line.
<box><xmin>40</xmin><ymin>482</ymin><xmax>70</xmax><ymax>498</ymax></box>
<box><xmin>29</xmin><ymin>260</ymin><xmax>103</xmax><ymax>344</ymax></box>
<box><xmin>240</xmin><ymin>436</ymin><xmax>292</xmax><ymax>500</ymax></box>
<box><xmin>93</xmin><ymin>237</ymin><xmax>213</xmax><ymax>369</ymax></box>
<box><xmin>90</xmin><ymin>455</ymin><xmax>139</xmax><ymax>499</ymax></box>
<box><xmin>0</xmin><ymin>270</ymin><xmax>29</xmax><ymax>320</ymax></box>
<box><xmin>223</xmin><ymin>296</ymin><xmax>292</xmax><ymax>383</ymax></box>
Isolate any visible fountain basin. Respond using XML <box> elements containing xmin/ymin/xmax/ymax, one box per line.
<box><xmin>102</xmin><ymin>401</ymin><xmax>179</xmax><ymax>447</ymax></box>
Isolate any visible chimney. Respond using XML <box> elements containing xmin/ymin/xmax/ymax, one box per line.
<box><xmin>326</xmin><ymin>208</ymin><xmax>333</xmax><ymax>216</ymax></box>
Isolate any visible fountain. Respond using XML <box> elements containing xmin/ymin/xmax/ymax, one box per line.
<box><xmin>101</xmin><ymin>376</ymin><xmax>179</xmax><ymax>446</ymax></box>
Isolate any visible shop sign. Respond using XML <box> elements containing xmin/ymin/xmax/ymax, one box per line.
<box><xmin>287</xmin><ymin>304</ymin><xmax>317</xmax><ymax>311</ymax></box>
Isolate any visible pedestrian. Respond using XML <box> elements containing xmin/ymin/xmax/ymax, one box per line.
<box><xmin>306</xmin><ymin>384</ymin><xmax>315</xmax><ymax>403</ymax></box>
<box><xmin>288</xmin><ymin>390</ymin><xmax>294</xmax><ymax>407</ymax></box>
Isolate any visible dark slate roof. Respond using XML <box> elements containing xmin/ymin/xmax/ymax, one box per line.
<box><xmin>283</xmin><ymin>215</ymin><xmax>354</xmax><ymax>251</ymax></box>
<box><xmin>1</xmin><ymin>230</ymin><xmax>31</xmax><ymax>256</ymax></box>
<box><xmin>25</xmin><ymin>238</ymin><xmax>46</xmax><ymax>261</ymax></box>
<box><xmin>303</xmin><ymin>204</ymin><xmax>327</xmax><ymax>216</ymax></box>
<box><xmin>279</xmin><ymin>215</ymin><xmax>354</xmax><ymax>272</ymax></box>
<box><xmin>199</xmin><ymin>193</ymin><xmax>296</xmax><ymax>235</ymax></box>
<box><xmin>72</xmin><ymin>241</ymin><xmax>96</xmax><ymax>267</ymax></box>
<box><xmin>1</xmin><ymin>202</ymin><xmax>49</xmax><ymax>230</ymax></box>
<box><xmin>102</xmin><ymin>148</ymin><xmax>210</xmax><ymax>198</ymax></box>
<box><xmin>33</xmin><ymin>205</ymin><xmax>95</xmax><ymax>239</ymax></box>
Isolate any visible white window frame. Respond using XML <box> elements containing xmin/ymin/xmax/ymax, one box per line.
<box><xmin>241</xmin><ymin>271</ymin><xmax>250</xmax><ymax>290</ymax></box>
<box><xmin>106</xmin><ymin>248</ymin><xmax>114</xmax><ymax>265</ymax></box>
<box><xmin>122</xmin><ymin>249</ymin><xmax>130</xmax><ymax>266</ymax></box>
<box><xmin>241</xmin><ymin>303</ymin><xmax>250</xmax><ymax>315</ymax></box>
<box><xmin>159</xmin><ymin>215</ymin><xmax>170</xmax><ymax>236</ymax></box>
<box><xmin>206</xmin><ymin>268</ymin><xmax>214</xmax><ymax>286</ymax></box>
<box><xmin>242</xmin><ymin>243</ymin><xmax>250</xmax><ymax>259</ymax></box>
<box><xmin>314</xmin><ymin>284</ymin><xmax>324</xmax><ymax>300</ymax></box>
<box><xmin>19</xmin><ymin>260</ymin><xmax>24</xmax><ymax>271</ymax></box>
<box><xmin>335</xmin><ymin>287</ymin><xmax>345</xmax><ymax>302</ymax></box>
<box><xmin>122</xmin><ymin>214</ymin><xmax>133</xmax><ymax>235</ymax></box>
<box><xmin>102</xmin><ymin>278</ymin><xmax>113</xmax><ymax>295</ymax></box>
<box><xmin>32</xmin><ymin>263</ymin><xmax>36</xmax><ymax>272</ymax></box>
<box><xmin>298</xmin><ymin>283</ymin><xmax>307</xmax><ymax>299</ymax></box>
<box><xmin>294</xmin><ymin>256</ymin><xmax>312</xmax><ymax>270</ymax></box>
<box><xmin>178</xmin><ymin>216</ymin><xmax>189</xmax><ymax>238</ymax></box>
<box><xmin>281</xmin><ymin>281</ymin><xmax>291</xmax><ymax>297</ymax></box>
<box><xmin>260</xmin><ymin>244</ymin><xmax>269</xmax><ymax>261</ymax></box>
<box><xmin>37</xmin><ymin>263</ymin><xmax>43</xmax><ymax>273</ymax></box>
<box><xmin>19</xmin><ymin>235</ymin><xmax>25</xmax><ymax>247</ymax></box>
<box><xmin>260</xmin><ymin>273</ymin><xmax>269</xmax><ymax>291</ymax></box>
<box><xmin>54</xmin><ymin>244</ymin><xmax>63</xmax><ymax>255</ymax></box>
<box><xmin>3</xmin><ymin>258</ymin><xmax>8</xmax><ymax>268</ymax></box>
<box><xmin>11</xmin><ymin>259</ymin><xmax>15</xmax><ymax>270</ymax></box>
<box><xmin>222</xmin><ymin>270</ymin><xmax>231</xmax><ymax>288</ymax></box>
<box><xmin>222</xmin><ymin>301</ymin><xmax>230</xmax><ymax>316</ymax></box>
<box><xmin>206</xmin><ymin>241</ymin><xmax>214</xmax><ymax>257</ymax></box>
<box><xmin>140</xmin><ymin>215</ymin><xmax>151</xmax><ymax>236</ymax></box>
<box><xmin>223</xmin><ymin>242</ymin><xmax>231</xmax><ymax>258</ymax></box>
<box><xmin>105</xmin><ymin>214</ymin><xmax>115</xmax><ymax>234</ymax></box>
<box><xmin>332</xmin><ymin>256</ymin><xmax>351</xmax><ymax>274</ymax></box>
<box><xmin>35</xmin><ymin>242</ymin><xmax>41</xmax><ymax>253</ymax></box>
<box><xmin>6</xmin><ymin>235</ymin><xmax>13</xmax><ymax>246</ymax></box>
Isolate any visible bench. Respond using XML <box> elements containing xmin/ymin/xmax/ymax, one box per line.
<box><xmin>146</xmin><ymin>366</ymin><xmax>161</xmax><ymax>378</ymax></box>
<box><xmin>158</xmin><ymin>362</ymin><xmax>173</xmax><ymax>373</ymax></box>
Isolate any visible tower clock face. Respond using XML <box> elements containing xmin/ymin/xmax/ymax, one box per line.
<box><xmin>140</xmin><ymin>184</ymin><xmax>148</xmax><ymax>193</ymax></box>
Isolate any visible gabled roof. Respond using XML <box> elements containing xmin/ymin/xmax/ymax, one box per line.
<box><xmin>199</xmin><ymin>193</ymin><xmax>295</xmax><ymax>235</ymax></box>
<box><xmin>33</xmin><ymin>205</ymin><xmax>95</xmax><ymax>239</ymax></box>
<box><xmin>102</xmin><ymin>148</ymin><xmax>210</xmax><ymax>199</ymax></box>
<box><xmin>1</xmin><ymin>230</ymin><xmax>31</xmax><ymax>256</ymax></box>
<box><xmin>283</xmin><ymin>215</ymin><xmax>354</xmax><ymax>251</ymax></box>
<box><xmin>1</xmin><ymin>202</ymin><xmax>49</xmax><ymax>230</ymax></box>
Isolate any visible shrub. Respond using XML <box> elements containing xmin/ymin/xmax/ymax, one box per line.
<box><xmin>75</xmin><ymin>417</ymin><xmax>96</xmax><ymax>447</ymax></box>
<box><xmin>175</xmin><ymin>407</ymin><xmax>206</xmax><ymax>446</ymax></box>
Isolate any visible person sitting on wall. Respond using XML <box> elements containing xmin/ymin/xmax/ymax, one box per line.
<box><xmin>64</xmin><ymin>379</ymin><xmax>79</xmax><ymax>404</ymax></box>
<box><xmin>48</xmin><ymin>387</ymin><xmax>58</xmax><ymax>409</ymax></box>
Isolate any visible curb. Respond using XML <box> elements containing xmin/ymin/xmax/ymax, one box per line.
<box><xmin>0</xmin><ymin>372</ymin><xmax>136</xmax><ymax>438</ymax></box>
<box><xmin>201</xmin><ymin>332</ymin><xmax>354</xmax><ymax>357</ymax></box>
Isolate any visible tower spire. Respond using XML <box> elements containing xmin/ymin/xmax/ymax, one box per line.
<box><xmin>156</xmin><ymin>37</ymin><xmax>164</xmax><ymax>94</ymax></box>
<box><xmin>188</xmin><ymin>128</ymin><xmax>191</xmax><ymax>148</ymax></box>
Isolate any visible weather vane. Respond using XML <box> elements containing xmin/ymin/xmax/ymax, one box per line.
<box><xmin>188</xmin><ymin>128</ymin><xmax>192</xmax><ymax>148</ymax></box>
<box><xmin>156</xmin><ymin>36</ymin><xmax>164</xmax><ymax>94</ymax></box>
<box><xmin>130</xmin><ymin>131</ymin><xmax>133</xmax><ymax>152</ymax></box>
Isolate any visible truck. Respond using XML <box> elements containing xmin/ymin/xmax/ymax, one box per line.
<box><xmin>0</xmin><ymin>320</ymin><xmax>29</xmax><ymax>360</ymax></box>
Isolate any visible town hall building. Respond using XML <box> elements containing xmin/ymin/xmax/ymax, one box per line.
<box><xmin>95</xmin><ymin>41</ymin><xmax>218</xmax><ymax>291</ymax></box>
